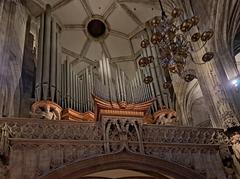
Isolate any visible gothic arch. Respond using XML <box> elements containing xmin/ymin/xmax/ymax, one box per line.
<box><xmin>41</xmin><ymin>152</ymin><xmax>204</xmax><ymax>179</ymax></box>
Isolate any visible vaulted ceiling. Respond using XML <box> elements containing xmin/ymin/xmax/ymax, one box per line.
<box><xmin>29</xmin><ymin>0</ymin><xmax>176</xmax><ymax>77</ymax></box>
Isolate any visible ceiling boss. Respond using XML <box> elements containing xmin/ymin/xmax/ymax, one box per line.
<box><xmin>139</xmin><ymin>0</ymin><xmax>214</xmax><ymax>84</ymax></box>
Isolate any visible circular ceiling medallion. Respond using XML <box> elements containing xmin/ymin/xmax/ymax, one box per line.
<box><xmin>86</xmin><ymin>17</ymin><xmax>108</xmax><ymax>40</ymax></box>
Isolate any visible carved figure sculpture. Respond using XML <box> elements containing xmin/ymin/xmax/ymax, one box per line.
<box><xmin>31</xmin><ymin>101</ymin><xmax>62</xmax><ymax>120</ymax></box>
<box><xmin>153</xmin><ymin>108</ymin><xmax>178</xmax><ymax>126</ymax></box>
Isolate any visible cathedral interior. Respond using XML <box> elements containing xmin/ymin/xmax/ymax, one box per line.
<box><xmin>1</xmin><ymin>0</ymin><xmax>240</xmax><ymax>178</ymax></box>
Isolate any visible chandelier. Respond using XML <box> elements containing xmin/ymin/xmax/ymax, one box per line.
<box><xmin>139</xmin><ymin>0</ymin><xmax>214</xmax><ymax>85</ymax></box>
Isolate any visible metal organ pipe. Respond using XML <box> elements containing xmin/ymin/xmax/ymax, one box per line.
<box><xmin>99</xmin><ymin>58</ymin><xmax>104</xmax><ymax>85</ymax></box>
<box><xmin>42</xmin><ymin>5</ymin><xmax>52</xmax><ymax>100</ymax></box>
<box><xmin>73</xmin><ymin>72</ymin><xmax>77</xmax><ymax>110</ymax></box>
<box><xmin>141</xmin><ymin>54</ymin><xmax>157</xmax><ymax>111</ymax></box>
<box><xmin>66</xmin><ymin>58</ymin><xmax>70</xmax><ymax>108</ymax></box>
<box><xmin>117</xmin><ymin>66</ymin><xmax>123</xmax><ymax>101</ymax></box>
<box><xmin>79</xmin><ymin>77</ymin><xmax>83</xmax><ymax>111</ymax></box>
<box><xmin>121</xmin><ymin>71</ymin><xmax>125</xmax><ymax>101</ymax></box>
<box><xmin>56</xmin><ymin>29</ymin><xmax>62</xmax><ymax>105</ymax></box>
<box><xmin>75</xmin><ymin>75</ymin><xmax>79</xmax><ymax>111</ymax></box>
<box><xmin>35</xmin><ymin>13</ymin><xmax>44</xmax><ymax>101</ymax></box>
<box><xmin>86</xmin><ymin>67</ymin><xmax>90</xmax><ymax>111</ymax></box>
<box><xmin>83</xmin><ymin>70</ymin><xmax>87</xmax><ymax>112</ymax></box>
<box><xmin>115</xmin><ymin>70</ymin><xmax>120</xmax><ymax>101</ymax></box>
<box><xmin>102</xmin><ymin>55</ymin><xmax>107</xmax><ymax>86</ymax></box>
<box><xmin>61</xmin><ymin>63</ymin><xmax>65</xmax><ymax>108</ymax></box>
<box><xmin>89</xmin><ymin>66</ymin><xmax>93</xmax><ymax>111</ymax></box>
<box><xmin>106</xmin><ymin>58</ymin><xmax>113</xmax><ymax>102</ymax></box>
<box><xmin>146</xmin><ymin>27</ymin><xmax>166</xmax><ymax>107</ymax></box>
<box><xmin>50</xmin><ymin>18</ymin><xmax>57</xmax><ymax>101</ymax></box>
<box><xmin>153</xmin><ymin>39</ymin><xmax>172</xmax><ymax>108</ymax></box>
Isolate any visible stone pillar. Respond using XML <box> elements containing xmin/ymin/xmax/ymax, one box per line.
<box><xmin>179</xmin><ymin>0</ymin><xmax>240</xmax><ymax>128</ymax></box>
<box><xmin>0</xmin><ymin>0</ymin><xmax>28</xmax><ymax>117</ymax></box>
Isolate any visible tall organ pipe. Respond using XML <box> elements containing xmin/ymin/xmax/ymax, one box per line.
<box><xmin>145</xmin><ymin>40</ymin><xmax>162</xmax><ymax>107</ymax></box>
<box><xmin>117</xmin><ymin>66</ymin><xmax>123</xmax><ymax>101</ymax></box>
<box><xmin>56</xmin><ymin>29</ymin><xmax>62</xmax><ymax>104</ymax></box>
<box><xmin>35</xmin><ymin>13</ymin><xmax>44</xmax><ymax>101</ymax></box>
<box><xmin>115</xmin><ymin>70</ymin><xmax>121</xmax><ymax>101</ymax></box>
<box><xmin>61</xmin><ymin>64</ymin><xmax>65</xmax><ymax>107</ymax></box>
<box><xmin>86</xmin><ymin>67</ymin><xmax>90</xmax><ymax>111</ymax></box>
<box><xmin>99</xmin><ymin>59</ymin><xmax>104</xmax><ymax>85</ymax></box>
<box><xmin>66</xmin><ymin>58</ymin><xmax>70</xmax><ymax>108</ymax></box>
<box><xmin>106</xmin><ymin>58</ymin><xmax>113</xmax><ymax>101</ymax></box>
<box><xmin>79</xmin><ymin>78</ymin><xmax>83</xmax><ymax>111</ymax></box>
<box><xmin>42</xmin><ymin>5</ymin><xmax>52</xmax><ymax>100</ymax></box>
<box><xmin>50</xmin><ymin>18</ymin><xmax>57</xmax><ymax>101</ymax></box>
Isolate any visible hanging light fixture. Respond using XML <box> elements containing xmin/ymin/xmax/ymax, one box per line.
<box><xmin>140</xmin><ymin>0</ymin><xmax>214</xmax><ymax>83</ymax></box>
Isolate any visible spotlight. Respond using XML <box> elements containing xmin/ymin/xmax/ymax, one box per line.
<box><xmin>231</xmin><ymin>79</ymin><xmax>239</xmax><ymax>87</ymax></box>
<box><xmin>231</xmin><ymin>77</ymin><xmax>240</xmax><ymax>92</ymax></box>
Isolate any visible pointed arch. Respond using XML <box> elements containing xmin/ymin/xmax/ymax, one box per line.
<box><xmin>41</xmin><ymin>152</ymin><xmax>204</xmax><ymax>179</ymax></box>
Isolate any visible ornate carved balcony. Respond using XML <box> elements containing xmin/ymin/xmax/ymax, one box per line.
<box><xmin>0</xmin><ymin>117</ymin><xmax>228</xmax><ymax>178</ymax></box>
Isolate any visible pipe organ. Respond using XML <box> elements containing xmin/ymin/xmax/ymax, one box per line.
<box><xmin>34</xmin><ymin>53</ymin><xmax>175</xmax><ymax>119</ymax></box>
<box><xmin>33</xmin><ymin>6</ymin><xmax>176</xmax><ymax>122</ymax></box>
<box><xmin>35</xmin><ymin>5</ymin><xmax>61</xmax><ymax>104</ymax></box>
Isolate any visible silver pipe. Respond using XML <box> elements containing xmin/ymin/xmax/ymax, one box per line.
<box><xmin>115</xmin><ymin>70</ymin><xmax>120</xmax><ymax>101</ymax></box>
<box><xmin>106</xmin><ymin>58</ymin><xmax>112</xmax><ymax>101</ymax></box>
<box><xmin>72</xmin><ymin>72</ymin><xmax>76</xmax><ymax>110</ymax></box>
<box><xmin>135</xmin><ymin>71</ymin><xmax>140</xmax><ymax>86</ymax></box>
<box><xmin>57</xmin><ymin>29</ymin><xmax>62</xmax><ymax>104</ymax></box>
<box><xmin>141</xmin><ymin>48</ymin><xmax>157</xmax><ymax>110</ymax></box>
<box><xmin>117</xmin><ymin>66</ymin><xmax>123</xmax><ymax>101</ymax></box>
<box><xmin>121</xmin><ymin>71</ymin><xmax>126</xmax><ymax>101</ymax></box>
<box><xmin>146</xmin><ymin>42</ymin><xmax>161</xmax><ymax>108</ymax></box>
<box><xmin>78</xmin><ymin>76</ymin><xmax>80</xmax><ymax>111</ymax></box>
<box><xmin>42</xmin><ymin>5</ymin><xmax>52</xmax><ymax>100</ymax></box>
<box><xmin>75</xmin><ymin>75</ymin><xmax>79</xmax><ymax>111</ymax></box>
<box><xmin>56</xmin><ymin>30</ymin><xmax>62</xmax><ymax>104</ymax></box>
<box><xmin>61</xmin><ymin>63</ymin><xmax>65</xmax><ymax>107</ymax></box>
<box><xmin>100</xmin><ymin>59</ymin><xmax>105</xmax><ymax>85</ymax></box>
<box><xmin>86</xmin><ymin>67</ymin><xmax>90</xmax><ymax>111</ymax></box>
<box><xmin>130</xmin><ymin>82</ymin><xmax>134</xmax><ymax>102</ymax></box>
<box><xmin>83</xmin><ymin>70</ymin><xmax>86</xmax><ymax>112</ymax></box>
<box><xmin>50</xmin><ymin>18</ymin><xmax>57</xmax><ymax>102</ymax></box>
<box><xmin>150</xmin><ymin>45</ymin><xmax>163</xmax><ymax>106</ymax></box>
<box><xmin>102</xmin><ymin>55</ymin><xmax>109</xmax><ymax>95</ymax></box>
<box><xmin>35</xmin><ymin>13</ymin><xmax>44</xmax><ymax>101</ymax></box>
<box><xmin>138</xmin><ymin>69</ymin><xmax>143</xmax><ymax>85</ymax></box>
<box><xmin>90</xmin><ymin>66</ymin><xmax>94</xmax><ymax>111</ymax></box>
<box><xmin>79</xmin><ymin>77</ymin><xmax>83</xmax><ymax>111</ymax></box>
<box><xmin>148</xmin><ymin>25</ymin><xmax>166</xmax><ymax>107</ymax></box>
<box><xmin>153</xmin><ymin>43</ymin><xmax>170</xmax><ymax>107</ymax></box>
<box><xmin>71</xmin><ymin>70</ymin><xmax>74</xmax><ymax>109</ymax></box>
<box><xmin>66</xmin><ymin>58</ymin><xmax>70</xmax><ymax>108</ymax></box>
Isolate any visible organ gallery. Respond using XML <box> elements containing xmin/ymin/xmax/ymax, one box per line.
<box><xmin>0</xmin><ymin>0</ymin><xmax>240</xmax><ymax>178</ymax></box>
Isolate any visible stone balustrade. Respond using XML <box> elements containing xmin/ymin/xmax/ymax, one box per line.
<box><xmin>0</xmin><ymin>117</ymin><xmax>229</xmax><ymax>178</ymax></box>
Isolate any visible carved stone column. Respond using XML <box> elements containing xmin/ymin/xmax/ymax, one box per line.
<box><xmin>179</xmin><ymin>0</ymin><xmax>240</xmax><ymax>128</ymax></box>
<box><xmin>0</xmin><ymin>0</ymin><xmax>28</xmax><ymax>117</ymax></box>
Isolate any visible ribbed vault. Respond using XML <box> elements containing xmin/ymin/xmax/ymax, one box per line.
<box><xmin>29</xmin><ymin>0</ymin><xmax>177</xmax><ymax>77</ymax></box>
